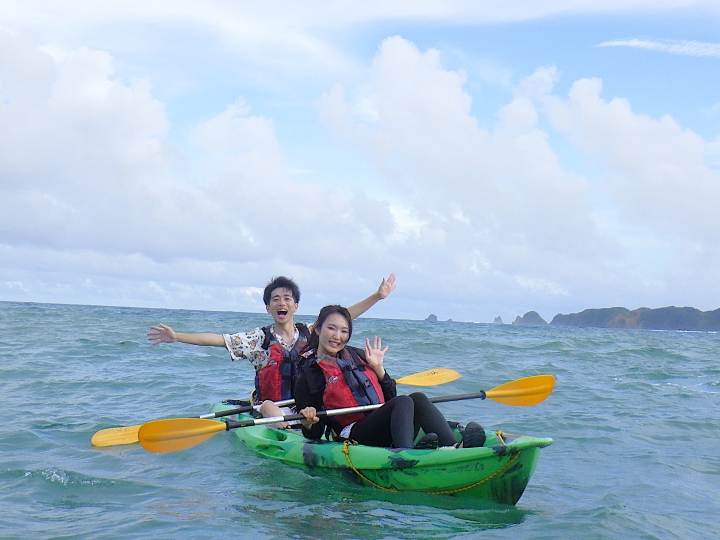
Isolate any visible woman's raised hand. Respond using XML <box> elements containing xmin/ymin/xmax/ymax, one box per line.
<box><xmin>365</xmin><ymin>336</ymin><xmax>388</xmax><ymax>379</ymax></box>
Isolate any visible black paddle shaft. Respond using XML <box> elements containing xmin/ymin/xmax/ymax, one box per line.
<box><xmin>223</xmin><ymin>391</ymin><xmax>488</xmax><ymax>430</ymax></box>
<box><xmin>428</xmin><ymin>390</ymin><xmax>487</xmax><ymax>404</ymax></box>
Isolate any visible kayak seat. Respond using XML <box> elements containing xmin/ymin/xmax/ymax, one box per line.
<box><xmin>262</xmin><ymin>429</ymin><xmax>289</xmax><ymax>442</ymax></box>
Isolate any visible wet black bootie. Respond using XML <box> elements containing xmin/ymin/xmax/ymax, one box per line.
<box><xmin>460</xmin><ymin>422</ymin><xmax>486</xmax><ymax>448</ymax></box>
<box><xmin>414</xmin><ymin>432</ymin><xmax>439</xmax><ymax>450</ymax></box>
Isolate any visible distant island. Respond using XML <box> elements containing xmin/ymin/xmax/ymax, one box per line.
<box><xmin>512</xmin><ymin>311</ymin><xmax>547</xmax><ymax>326</ymax></box>
<box><xmin>425</xmin><ymin>314</ymin><xmax>453</xmax><ymax>323</ymax></box>
<box><xmin>512</xmin><ymin>306</ymin><xmax>720</xmax><ymax>331</ymax></box>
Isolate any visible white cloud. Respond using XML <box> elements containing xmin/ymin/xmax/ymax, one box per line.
<box><xmin>598</xmin><ymin>38</ymin><xmax>720</xmax><ymax>58</ymax></box>
<box><xmin>0</xmin><ymin>29</ymin><xmax>412</xmax><ymax>309</ymax></box>
<box><xmin>4</xmin><ymin>1</ymin><xmax>720</xmax><ymax>32</ymax></box>
<box><xmin>4</xmin><ymin>281</ymin><xmax>29</xmax><ymax>293</ymax></box>
<box><xmin>3</xmin><ymin>4</ymin><xmax>720</xmax><ymax>96</ymax></box>
<box><xmin>317</xmin><ymin>36</ymin><xmax>720</xmax><ymax>316</ymax></box>
<box><xmin>0</xmin><ymin>31</ymin><xmax>173</xmax><ymax>252</ymax></box>
<box><xmin>0</xmin><ymin>30</ymin><xmax>391</xmax><ymax>269</ymax></box>
<box><xmin>706</xmin><ymin>138</ymin><xmax>720</xmax><ymax>169</ymax></box>
<box><xmin>541</xmin><ymin>74</ymin><xmax>720</xmax><ymax>244</ymax></box>
<box><xmin>3</xmin><ymin>16</ymin><xmax>720</xmax><ymax>323</ymax></box>
<box><xmin>515</xmin><ymin>276</ymin><xmax>569</xmax><ymax>296</ymax></box>
<box><xmin>321</xmin><ymin>37</ymin><xmax>608</xmax><ymax>266</ymax></box>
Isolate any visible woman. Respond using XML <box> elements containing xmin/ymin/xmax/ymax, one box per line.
<box><xmin>295</xmin><ymin>305</ymin><xmax>485</xmax><ymax>449</ymax></box>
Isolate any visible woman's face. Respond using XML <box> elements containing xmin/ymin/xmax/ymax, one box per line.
<box><xmin>316</xmin><ymin>312</ymin><xmax>351</xmax><ymax>357</ymax></box>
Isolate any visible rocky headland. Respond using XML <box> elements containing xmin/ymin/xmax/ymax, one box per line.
<box><xmin>512</xmin><ymin>311</ymin><xmax>548</xmax><ymax>326</ymax></box>
<box><xmin>513</xmin><ymin>306</ymin><xmax>720</xmax><ymax>331</ymax></box>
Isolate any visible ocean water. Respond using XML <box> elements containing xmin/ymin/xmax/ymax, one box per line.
<box><xmin>1</xmin><ymin>300</ymin><xmax>719</xmax><ymax>539</ymax></box>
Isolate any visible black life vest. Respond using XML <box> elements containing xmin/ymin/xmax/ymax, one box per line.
<box><xmin>254</xmin><ymin>323</ymin><xmax>310</xmax><ymax>402</ymax></box>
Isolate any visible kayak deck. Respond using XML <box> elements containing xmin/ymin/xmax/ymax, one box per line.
<box><xmin>213</xmin><ymin>404</ymin><xmax>552</xmax><ymax>505</ymax></box>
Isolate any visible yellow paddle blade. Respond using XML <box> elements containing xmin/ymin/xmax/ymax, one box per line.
<box><xmin>485</xmin><ymin>374</ymin><xmax>555</xmax><ymax>406</ymax></box>
<box><xmin>91</xmin><ymin>425</ymin><xmax>140</xmax><ymax>447</ymax></box>
<box><xmin>396</xmin><ymin>368</ymin><xmax>461</xmax><ymax>386</ymax></box>
<box><xmin>138</xmin><ymin>418</ymin><xmax>226</xmax><ymax>453</ymax></box>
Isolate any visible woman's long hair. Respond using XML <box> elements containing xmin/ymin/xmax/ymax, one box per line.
<box><xmin>305</xmin><ymin>305</ymin><xmax>353</xmax><ymax>354</ymax></box>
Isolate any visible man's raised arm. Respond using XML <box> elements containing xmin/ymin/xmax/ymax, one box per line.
<box><xmin>147</xmin><ymin>323</ymin><xmax>225</xmax><ymax>347</ymax></box>
<box><xmin>347</xmin><ymin>273</ymin><xmax>396</xmax><ymax>319</ymax></box>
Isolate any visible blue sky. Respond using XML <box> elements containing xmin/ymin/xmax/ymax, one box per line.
<box><xmin>2</xmin><ymin>2</ymin><xmax>720</xmax><ymax>323</ymax></box>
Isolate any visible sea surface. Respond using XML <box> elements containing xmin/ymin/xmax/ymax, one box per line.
<box><xmin>1</xmin><ymin>301</ymin><xmax>719</xmax><ymax>539</ymax></box>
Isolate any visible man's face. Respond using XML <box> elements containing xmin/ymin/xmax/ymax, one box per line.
<box><xmin>266</xmin><ymin>287</ymin><xmax>298</xmax><ymax>324</ymax></box>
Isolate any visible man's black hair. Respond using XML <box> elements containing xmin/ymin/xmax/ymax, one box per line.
<box><xmin>263</xmin><ymin>276</ymin><xmax>301</xmax><ymax>306</ymax></box>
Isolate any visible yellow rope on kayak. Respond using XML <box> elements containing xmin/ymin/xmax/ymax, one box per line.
<box><xmin>429</xmin><ymin>451</ymin><xmax>520</xmax><ymax>495</ymax></box>
<box><xmin>342</xmin><ymin>441</ymin><xmax>398</xmax><ymax>492</ymax></box>
<box><xmin>341</xmin><ymin>433</ymin><xmax>522</xmax><ymax>495</ymax></box>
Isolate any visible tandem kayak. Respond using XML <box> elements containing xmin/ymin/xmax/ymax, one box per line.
<box><xmin>212</xmin><ymin>403</ymin><xmax>552</xmax><ymax>505</ymax></box>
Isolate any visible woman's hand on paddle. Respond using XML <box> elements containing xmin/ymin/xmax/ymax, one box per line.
<box><xmin>365</xmin><ymin>336</ymin><xmax>388</xmax><ymax>379</ymax></box>
<box><xmin>377</xmin><ymin>273</ymin><xmax>396</xmax><ymax>300</ymax></box>
<box><xmin>147</xmin><ymin>323</ymin><xmax>177</xmax><ymax>345</ymax></box>
<box><xmin>299</xmin><ymin>407</ymin><xmax>319</xmax><ymax>427</ymax></box>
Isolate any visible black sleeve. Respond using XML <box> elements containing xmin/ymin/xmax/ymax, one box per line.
<box><xmin>294</xmin><ymin>364</ymin><xmax>326</xmax><ymax>440</ymax></box>
<box><xmin>379</xmin><ymin>370</ymin><xmax>397</xmax><ymax>401</ymax></box>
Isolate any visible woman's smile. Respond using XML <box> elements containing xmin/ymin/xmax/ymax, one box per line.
<box><xmin>317</xmin><ymin>313</ymin><xmax>350</xmax><ymax>356</ymax></box>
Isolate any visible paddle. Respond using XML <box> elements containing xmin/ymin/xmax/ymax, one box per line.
<box><xmin>138</xmin><ymin>374</ymin><xmax>555</xmax><ymax>453</ymax></box>
<box><xmin>91</xmin><ymin>368</ymin><xmax>460</xmax><ymax>447</ymax></box>
<box><xmin>395</xmin><ymin>367</ymin><xmax>460</xmax><ymax>386</ymax></box>
<box><xmin>90</xmin><ymin>399</ymin><xmax>294</xmax><ymax>447</ymax></box>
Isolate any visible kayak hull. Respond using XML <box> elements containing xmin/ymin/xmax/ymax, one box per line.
<box><xmin>213</xmin><ymin>404</ymin><xmax>552</xmax><ymax>505</ymax></box>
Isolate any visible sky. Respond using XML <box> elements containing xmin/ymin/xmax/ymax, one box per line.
<box><xmin>1</xmin><ymin>1</ymin><xmax>720</xmax><ymax>324</ymax></box>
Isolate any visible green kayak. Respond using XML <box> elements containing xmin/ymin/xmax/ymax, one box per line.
<box><xmin>212</xmin><ymin>403</ymin><xmax>552</xmax><ymax>505</ymax></box>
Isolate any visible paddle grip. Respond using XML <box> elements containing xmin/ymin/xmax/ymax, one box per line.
<box><xmin>201</xmin><ymin>405</ymin><xmax>253</xmax><ymax>419</ymax></box>
<box><xmin>202</xmin><ymin>398</ymin><xmax>296</xmax><ymax>420</ymax></box>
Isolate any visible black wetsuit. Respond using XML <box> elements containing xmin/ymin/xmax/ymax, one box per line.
<box><xmin>294</xmin><ymin>353</ymin><xmax>456</xmax><ymax>448</ymax></box>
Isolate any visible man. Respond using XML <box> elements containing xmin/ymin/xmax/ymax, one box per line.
<box><xmin>147</xmin><ymin>274</ymin><xmax>395</xmax><ymax>421</ymax></box>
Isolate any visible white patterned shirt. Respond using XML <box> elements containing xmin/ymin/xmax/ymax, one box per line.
<box><xmin>223</xmin><ymin>325</ymin><xmax>301</xmax><ymax>372</ymax></box>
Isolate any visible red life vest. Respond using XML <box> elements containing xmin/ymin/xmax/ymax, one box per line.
<box><xmin>254</xmin><ymin>323</ymin><xmax>310</xmax><ymax>402</ymax></box>
<box><xmin>316</xmin><ymin>347</ymin><xmax>385</xmax><ymax>428</ymax></box>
